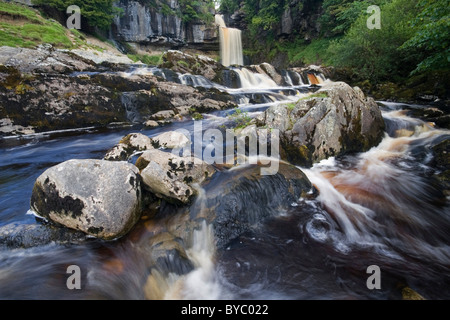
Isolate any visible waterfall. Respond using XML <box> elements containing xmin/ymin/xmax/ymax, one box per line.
<box><xmin>232</xmin><ymin>67</ymin><xmax>278</xmax><ymax>89</ymax></box>
<box><xmin>215</xmin><ymin>15</ymin><xmax>244</xmax><ymax>67</ymax></box>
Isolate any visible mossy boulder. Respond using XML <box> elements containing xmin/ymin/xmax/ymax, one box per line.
<box><xmin>160</xmin><ymin>50</ymin><xmax>224</xmax><ymax>81</ymax></box>
<box><xmin>256</xmin><ymin>81</ymin><xmax>385</xmax><ymax>166</ymax></box>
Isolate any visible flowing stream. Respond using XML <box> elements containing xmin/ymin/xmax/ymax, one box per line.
<box><xmin>0</xmin><ymin>62</ymin><xmax>449</xmax><ymax>299</ymax></box>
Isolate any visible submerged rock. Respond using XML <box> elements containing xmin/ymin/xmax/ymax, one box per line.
<box><xmin>0</xmin><ymin>222</ymin><xmax>87</xmax><ymax>249</ymax></box>
<box><xmin>138</xmin><ymin>149</ymin><xmax>216</xmax><ymax>204</ymax></box>
<box><xmin>30</xmin><ymin>160</ymin><xmax>142</xmax><ymax>240</ymax></box>
<box><xmin>257</xmin><ymin>81</ymin><xmax>385</xmax><ymax>166</ymax></box>
<box><xmin>189</xmin><ymin>162</ymin><xmax>314</xmax><ymax>249</ymax></box>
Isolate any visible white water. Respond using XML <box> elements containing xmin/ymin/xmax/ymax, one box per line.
<box><xmin>232</xmin><ymin>67</ymin><xmax>278</xmax><ymax>89</ymax></box>
<box><xmin>215</xmin><ymin>15</ymin><xmax>244</xmax><ymax>67</ymax></box>
<box><xmin>302</xmin><ymin>110</ymin><xmax>450</xmax><ymax>262</ymax></box>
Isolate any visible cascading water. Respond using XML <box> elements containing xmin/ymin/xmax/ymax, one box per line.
<box><xmin>1</xmin><ymin>56</ymin><xmax>449</xmax><ymax>300</ymax></box>
<box><xmin>215</xmin><ymin>15</ymin><xmax>244</xmax><ymax>67</ymax></box>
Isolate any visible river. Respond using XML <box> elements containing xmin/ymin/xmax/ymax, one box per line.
<box><xmin>0</xmin><ymin>64</ymin><xmax>449</xmax><ymax>300</ymax></box>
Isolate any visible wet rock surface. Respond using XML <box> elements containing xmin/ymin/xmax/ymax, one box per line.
<box><xmin>0</xmin><ymin>222</ymin><xmax>88</xmax><ymax>249</ymax></box>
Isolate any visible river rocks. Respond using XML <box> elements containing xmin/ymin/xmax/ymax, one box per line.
<box><xmin>0</xmin><ymin>67</ymin><xmax>126</xmax><ymax>135</ymax></box>
<box><xmin>0</xmin><ymin>222</ymin><xmax>87</xmax><ymax>249</ymax></box>
<box><xmin>0</xmin><ymin>45</ymin><xmax>95</xmax><ymax>74</ymax></box>
<box><xmin>105</xmin><ymin>131</ymin><xmax>190</xmax><ymax>161</ymax></box>
<box><xmin>160</xmin><ymin>50</ymin><xmax>224</xmax><ymax>81</ymax></box>
<box><xmin>139</xmin><ymin>149</ymin><xmax>216</xmax><ymax>204</ymax></box>
<box><xmin>151</xmin><ymin>131</ymin><xmax>190</xmax><ymax>150</ymax></box>
<box><xmin>105</xmin><ymin>133</ymin><xmax>154</xmax><ymax>161</ymax></box>
<box><xmin>189</xmin><ymin>163</ymin><xmax>313</xmax><ymax>249</ymax></box>
<box><xmin>256</xmin><ymin>81</ymin><xmax>385</xmax><ymax>166</ymax></box>
<box><xmin>30</xmin><ymin>160</ymin><xmax>142</xmax><ymax>240</ymax></box>
<box><xmin>0</xmin><ymin>46</ymin><xmax>237</xmax><ymax>136</ymax></box>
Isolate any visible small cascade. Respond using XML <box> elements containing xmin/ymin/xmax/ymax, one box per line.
<box><xmin>121</xmin><ymin>92</ymin><xmax>142</xmax><ymax>123</ymax></box>
<box><xmin>215</xmin><ymin>15</ymin><xmax>244</xmax><ymax>67</ymax></box>
<box><xmin>232</xmin><ymin>67</ymin><xmax>278</xmax><ymax>89</ymax></box>
<box><xmin>282</xmin><ymin>70</ymin><xmax>305</xmax><ymax>86</ymax></box>
<box><xmin>179</xmin><ymin>74</ymin><xmax>217</xmax><ymax>88</ymax></box>
<box><xmin>307</xmin><ymin>73</ymin><xmax>321</xmax><ymax>85</ymax></box>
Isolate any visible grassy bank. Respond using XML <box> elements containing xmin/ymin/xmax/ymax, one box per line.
<box><xmin>0</xmin><ymin>1</ymin><xmax>84</xmax><ymax>48</ymax></box>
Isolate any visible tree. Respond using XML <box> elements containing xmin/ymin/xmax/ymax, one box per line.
<box><xmin>320</xmin><ymin>0</ymin><xmax>389</xmax><ymax>37</ymax></box>
<box><xmin>400</xmin><ymin>0</ymin><xmax>450</xmax><ymax>74</ymax></box>
<box><xmin>327</xmin><ymin>0</ymin><xmax>420</xmax><ymax>82</ymax></box>
<box><xmin>32</xmin><ymin>0</ymin><xmax>121</xmax><ymax>30</ymax></box>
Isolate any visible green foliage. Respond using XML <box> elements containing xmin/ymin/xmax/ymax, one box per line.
<box><xmin>298</xmin><ymin>92</ymin><xmax>329</xmax><ymax>101</ymax></box>
<box><xmin>192</xmin><ymin>112</ymin><xmax>204</xmax><ymax>121</ymax></box>
<box><xmin>32</xmin><ymin>0</ymin><xmax>122</xmax><ymax>30</ymax></box>
<box><xmin>228</xmin><ymin>107</ymin><xmax>252</xmax><ymax>129</ymax></box>
<box><xmin>286</xmin><ymin>102</ymin><xmax>296</xmax><ymax>110</ymax></box>
<box><xmin>0</xmin><ymin>1</ymin><xmax>79</xmax><ymax>48</ymax></box>
<box><xmin>177</xmin><ymin>0</ymin><xmax>215</xmax><ymax>23</ymax></box>
<box><xmin>127</xmin><ymin>53</ymin><xmax>163</xmax><ymax>66</ymax></box>
<box><xmin>178</xmin><ymin>60</ymin><xmax>189</xmax><ymax>67</ymax></box>
<box><xmin>219</xmin><ymin>0</ymin><xmax>240</xmax><ymax>14</ymax></box>
<box><xmin>241</xmin><ymin>0</ymin><xmax>288</xmax><ymax>35</ymax></box>
<box><xmin>320</xmin><ymin>0</ymin><xmax>388</xmax><ymax>37</ymax></box>
<box><xmin>327</xmin><ymin>0</ymin><xmax>420</xmax><ymax>82</ymax></box>
<box><xmin>400</xmin><ymin>0</ymin><xmax>450</xmax><ymax>74</ymax></box>
<box><xmin>0</xmin><ymin>1</ymin><xmax>43</xmax><ymax>22</ymax></box>
<box><xmin>290</xmin><ymin>38</ymin><xmax>336</xmax><ymax>66</ymax></box>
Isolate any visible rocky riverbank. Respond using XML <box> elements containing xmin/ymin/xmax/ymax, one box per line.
<box><xmin>0</xmin><ymin>45</ymin><xmax>237</xmax><ymax>136</ymax></box>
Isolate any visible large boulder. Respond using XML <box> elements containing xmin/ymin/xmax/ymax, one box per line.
<box><xmin>189</xmin><ymin>162</ymin><xmax>314</xmax><ymax>249</ymax></box>
<box><xmin>138</xmin><ymin>149</ymin><xmax>216</xmax><ymax>204</ymax></box>
<box><xmin>30</xmin><ymin>160</ymin><xmax>142</xmax><ymax>240</ymax></box>
<box><xmin>256</xmin><ymin>82</ymin><xmax>385</xmax><ymax>166</ymax></box>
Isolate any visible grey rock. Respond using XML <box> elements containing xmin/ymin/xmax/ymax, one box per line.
<box><xmin>151</xmin><ymin>131</ymin><xmax>190</xmax><ymax>150</ymax></box>
<box><xmin>0</xmin><ymin>222</ymin><xmax>87</xmax><ymax>249</ymax></box>
<box><xmin>189</xmin><ymin>162</ymin><xmax>313</xmax><ymax>249</ymax></box>
<box><xmin>30</xmin><ymin>160</ymin><xmax>142</xmax><ymax>240</ymax></box>
<box><xmin>0</xmin><ymin>46</ymin><xmax>94</xmax><ymax>74</ymax></box>
<box><xmin>281</xmin><ymin>6</ymin><xmax>293</xmax><ymax>35</ymax></box>
<box><xmin>104</xmin><ymin>133</ymin><xmax>154</xmax><ymax>161</ymax></box>
<box><xmin>144</xmin><ymin>120</ymin><xmax>160</xmax><ymax>128</ymax></box>
<box><xmin>260</xmin><ymin>82</ymin><xmax>385</xmax><ymax>166</ymax></box>
<box><xmin>139</xmin><ymin>149</ymin><xmax>216</xmax><ymax>204</ymax></box>
<box><xmin>150</xmin><ymin>110</ymin><xmax>176</xmax><ymax>121</ymax></box>
<box><xmin>112</xmin><ymin>0</ymin><xmax>218</xmax><ymax>49</ymax></box>
<box><xmin>0</xmin><ymin>70</ymin><xmax>125</xmax><ymax>136</ymax></box>
<box><xmin>160</xmin><ymin>50</ymin><xmax>224</xmax><ymax>81</ymax></box>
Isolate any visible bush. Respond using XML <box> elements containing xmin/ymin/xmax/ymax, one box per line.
<box><xmin>400</xmin><ymin>0</ymin><xmax>450</xmax><ymax>74</ymax></box>
<box><xmin>32</xmin><ymin>0</ymin><xmax>122</xmax><ymax>30</ymax></box>
<box><xmin>327</xmin><ymin>0</ymin><xmax>420</xmax><ymax>82</ymax></box>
